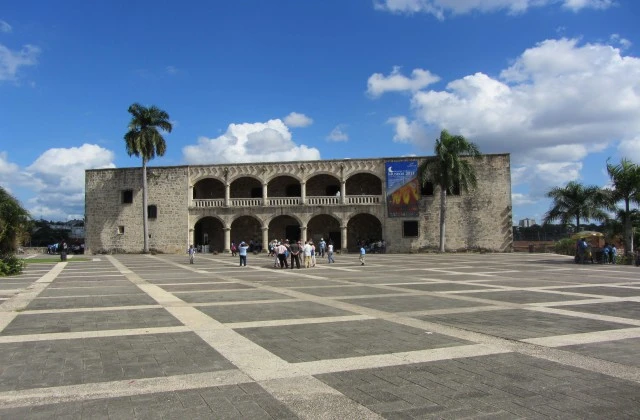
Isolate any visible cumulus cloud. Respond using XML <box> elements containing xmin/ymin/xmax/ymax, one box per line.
<box><xmin>182</xmin><ymin>119</ymin><xmax>320</xmax><ymax>164</ymax></box>
<box><xmin>374</xmin><ymin>0</ymin><xmax>613</xmax><ymax>18</ymax></box>
<box><xmin>367</xmin><ymin>66</ymin><xmax>439</xmax><ymax>97</ymax></box>
<box><xmin>326</xmin><ymin>125</ymin><xmax>349</xmax><ymax>142</ymax></box>
<box><xmin>283</xmin><ymin>112</ymin><xmax>313</xmax><ymax>128</ymax></box>
<box><xmin>0</xmin><ymin>44</ymin><xmax>40</xmax><ymax>81</ymax></box>
<box><xmin>374</xmin><ymin>37</ymin><xmax>640</xmax><ymax>210</ymax></box>
<box><xmin>0</xmin><ymin>20</ymin><xmax>11</xmax><ymax>33</ymax></box>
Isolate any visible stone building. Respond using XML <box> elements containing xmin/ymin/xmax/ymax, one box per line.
<box><xmin>84</xmin><ymin>154</ymin><xmax>512</xmax><ymax>254</ymax></box>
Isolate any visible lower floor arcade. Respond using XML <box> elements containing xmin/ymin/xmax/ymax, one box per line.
<box><xmin>192</xmin><ymin>212</ymin><xmax>383</xmax><ymax>253</ymax></box>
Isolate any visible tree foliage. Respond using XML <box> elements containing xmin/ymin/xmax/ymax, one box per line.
<box><xmin>543</xmin><ymin>181</ymin><xmax>608</xmax><ymax>230</ymax></box>
<box><xmin>0</xmin><ymin>186</ymin><xmax>31</xmax><ymax>275</ymax></box>
<box><xmin>605</xmin><ymin>158</ymin><xmax>640</xmax><ymax>253</ymax></box>
<box><xmin>418</xmin><ymin>129</ymin><xmax>481</xmax><ymax>252</ymax></box>
<box><xmin>124</xmin><ymin>103</ymin><xmax>172</xmax><ymax>253</ymax></box>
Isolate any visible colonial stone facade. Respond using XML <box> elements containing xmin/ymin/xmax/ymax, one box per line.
<box><xmin>85</xmin><ymin>154</ymin><xmax>512</xmax><ymax>254</ymax></box>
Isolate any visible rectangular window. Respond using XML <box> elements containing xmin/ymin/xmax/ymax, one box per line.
<box><xmin>117</xmin><ymin>226</ymin><xmax>125</xmax><ymax>235</ymax></box>
<box><xmin>147</xmin><ymin>205</ymin><xmax>157</xmax><ymax>219</ymax></box>
<box><xmin>122</xmin><ymin>190</ymin><xmax>133</xmax><ymax>204</ymax></box>
<box><xmin>403</xmin><ymin>221</ymin><xmax>419</xmax><ymax>237</ymax></box>
<box><xmin>420</xmin><ymin>181</ymin><xmax>434</xmax><ymax>196</ymax></box>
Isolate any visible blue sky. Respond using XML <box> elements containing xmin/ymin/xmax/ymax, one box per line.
<box><xmin>1</xmin><ymin>0</ymin><xmax>639</xmax><ymax>224</ymax></box>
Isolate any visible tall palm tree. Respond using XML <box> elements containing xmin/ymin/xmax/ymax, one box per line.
<box><xmin>0</xmin><ymin>186</ymin><xmax>31</xmax><ymax>255</ymax></box>
<box><xmin>418</xmin><ymin>129</ymin><xmax>481</xmax><ymax>252</ymax></box>
<box><xmin>606</xmin><ymin>158</ymin><xmax>640</xmax><ymax>255</ymax></box>
<box><xmin>543</xmin><ymin>181</ymin><xmax>608</xmax><ymax>231</ymax></box>
<box><xmin>124</xmin><ymin>103</ymin><xmax>172</xmax><ymax>253</ymax></box>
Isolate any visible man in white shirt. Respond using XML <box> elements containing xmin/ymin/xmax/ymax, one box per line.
<box><xmin>303</xmin><ymin>241</ymin><xmax>312</xmax><ymax>268</ymax></box>
<box><xmin>327</xmin><ymin>242</ymin><xmax>335</xmax><ymax>263</ymax></box>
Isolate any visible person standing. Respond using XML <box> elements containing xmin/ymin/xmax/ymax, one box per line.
<box><xmin>327</xmin><ymin>242</ymin><xmax>335</xmax><ymax>264</ymax></box>
<box><xmin>276</xmin><ymin>242</ymin><xmax>288</xmax><ymax>268</ymax></box>
<box><xmin>188</xmin><ymin>244</ymin><xmax>196</xmax><ymax>264</ymax></box>
<box><xmin>319</xmin><ymin>238</ymin><xmax>326</xmax><ymax>258</ymax></box>
<box><xmin>359</xmin><ymin>244</ymin><xmax>366</xmax><ymax>266</ymax></box>
<box><xmin>289</xmin><ymin>240</ymin><xmax>301</xmax><ymax>269</ymax></box>
<box><xmin>303</xmin><ymin>241</ymin><xmax>312</xmax><ymax>268</ymax></box>
<box><xmin>238</xmin><ymin>241</ymin><xmax>249</xmax><ymax>266</ymax></box>
<box><xmin>611</xmin><ymin>244</ymin><xmax>617</xmax><ymax>264</ymax></box>
<box><xmin>310</xmin><ymin>242</ymin><xmax>317</xmax><ymax>267</ymax></box>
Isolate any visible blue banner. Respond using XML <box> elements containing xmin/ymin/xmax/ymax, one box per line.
<box><xmin>386</xmin><ymin>161</ymin><xmax>420</xmax><ymax>217</ymax></box>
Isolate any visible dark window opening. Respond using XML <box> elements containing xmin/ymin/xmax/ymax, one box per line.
<box><xmin>325</xmin><ymin>185</ymin><xmax>340</xmax><ymax>196</ymax></box>
<box><xmin>286</xmin><ymin>184</ymin><xmax>301</xmax><ymax>197</ymax></box>
<box><xmin>403</xmin><ymin>221</ymin><xmax>419</xmax><ymax>237</ymax></box>
<box><xmin>122</xmin><ymin>190</ymin><xmax>133</xmax><ymax>204</ymax></box>
<box><xmin>250</xmin><ymin>187</ymin><xmax>262</xmax><ymax>198</ymax></box>
<box><xmin>117</xmin><ymin>226</ymin><xmax>125</xmax><ymax>234</ymax></box>
<box><xmin>147</xmin><ymin>205</ymin><xmax>157</xmax><ymax>219</ymax></box>
<box><xmin>420</xmin><ymin>181</ymin><xmax>434</xmax><ymax>196</ymax></box>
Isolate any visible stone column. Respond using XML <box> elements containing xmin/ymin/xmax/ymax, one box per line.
<box><xmin>262</xmin><ymin>182</ymin><xmax>268</xmax><ymax>206</ymax></box>
<box><xmin>340</xmin><ymin>181</ymin><xmax>346</xmax><ymax>204</ymax></box>
<box><xmin>301</xmin><ymin>181</ymin><xmax>306</xmax><ymax>205</ymax></box>
<box><xmin>261</xmin><ymin>227</ymin><xmax>269</xmax><ymax>253</ymax></box>
<box><xmin>223</xmin><ymin>227</ymin><xmax>231</xmax><ymax>253</ymax></box>
<box><xmin>340</xmin><ymin>225</ymin><xmax>348</xmax><ymax>252</ymax></box>
<box><xmin>188</xmin><ymin>184</ymin><xmax>194</xmax><ymax>206</ymax></box>
<box><xmin>224</xmin><ymin>183</ymin><xmax>230</xmax><ymax>207</ymax></box>
<box><xmin>301</xmin><ymin>226</ymin><xmax>308</xmax><ymax>244</ymax></box>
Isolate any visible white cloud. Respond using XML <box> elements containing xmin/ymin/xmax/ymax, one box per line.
<box><xmin>0</xmin><ymin>43</ymin><xmax>40</xmax><ymax>81</ymax></box>
<box><xmin>182</xmin><ymin>119</ymin><xmax>321</xmax><ymax>164</ymax></box>
<box><xmin>166</xmin><ymin>65</ymin><xmax>178</xmax><ymax>75</ymax></box>
<box><xmin>610</xmin><ymin>34</ymin><xmax>632</xmax><ymax>50</ymax></box>
<box><xmin>326</xmin><ymin>125</ymin><xmax>349</xmax><ymax>142</ymax></box>
<box><xmin>0</xmin><ymin>20</ymin><xmax>11</xmax><ymax>33</ymax></box>
<box><xmin>374</xmin><ymin>0</ymin><xmax>614</xmax><ymax>18</ymax></box>
<box><xmin>512</xmin><ymin>193</ymin><xmax>536</xmax><ymax>206</ymax></box>
<box><xmin>367</xmin><ymin>66</ymin><xmax>439</xmax><ymax>97</ymax></box>
<box><xmin>284</xmin><ymin>112</ymin><xmax>313</xmax><ymax>128</ymax></box>
<box><xmin>374</xmin><ymin>37</ymin><xmax>640</xmax><ymax>208</ymax></box>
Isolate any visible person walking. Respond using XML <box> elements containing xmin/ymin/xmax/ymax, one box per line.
<box><xmin>327</xmin><ymin>242</ymin><xmax>335</xmax><ymax>263</ymax></box>
<box><xmin>238</xmin><ymin>241</ymin><xmax>249</xmax><ymax>266</ymax></box>
<box><xmin>276</xmin><ymin>242</ymin><xmax>288</xmax><ymax>268</ymax></box>
<box><xmin>289</xmin><ymin>240</ymin><xmax>301</xmax><ymax>269</ymax></box>
<box><xmin>310</xmin><ymin>242</ymin><xmax>317</xmax><ymax>267</ymax></box>
<box><xmin>188</xmin><ymin>244</ymin><xmax>196</xmax><ymax>264</ymax></box>
<box><xmin>319</xmin><ymin>238</ymin><xmax>326</xmax><ymax>258</ymax></box>
<box><xmin>359</xmin><ymin>244</ymin><xmax>366</xmax><ymax>266</ymax></box>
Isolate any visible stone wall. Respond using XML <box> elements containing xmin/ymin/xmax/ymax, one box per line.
<box><xmin>85</xmin><ymin>166</ymin><xmax>188</xmax><ymax>254</ymax></box>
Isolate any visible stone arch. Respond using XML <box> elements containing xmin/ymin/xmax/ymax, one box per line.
<box><xmin>347</xmin><ymin>213</ymin><xmax>383</xmax><ymax>252</ymax></box>
<box><xmin>307</xmin><ymin>214</ymin><xmax>341</xmax><ymax>248</ymax></box>
<box><xmin>306</xmin><ymin>174</ymin><xmax>341</xmax><ymax>197</ymax></box>
<box><xmin>268</xmin><ymin>175</ymin><xmax>301</xmax><ymax>198</ymax></box>
<box><xmin>345</xmin><ymin>172</ymin><xmax>383</xmax><ymax>195</ymax></box>
<box><xmin>193</xmin><ymin>177</ymin><xmax>225</xmax><ymax>199</ymax></box>
<box><xmin>268</xmin><ymin>215</ymin><xmax>302</xmax><ymax>242</ymax></box>
<box><xmin>193</xmin><ymin>216</ymin><xmax>225</xmax><ymax>253</ymax></box>
<box><xmin>230</xmin><ymin>176</ymin><xmax>262</xmax><ymax>198</ymax></box>
<box><xmin>230</xmin><ymin>215</ymin><xmax>263</xmax><ymax>250</ymax></box>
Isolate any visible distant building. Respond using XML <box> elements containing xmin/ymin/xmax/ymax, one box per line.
<box><xmin>519</xmin><ymin>218</ymin><xmax>536</xmax><ymax>228</ymax></box>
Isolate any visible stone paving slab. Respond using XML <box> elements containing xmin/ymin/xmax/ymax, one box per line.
<box><xmin>546</xmin><ymin>286</ymin><xmax>640</xmax><ymax>297</ymax></box>
<box><xmin>551</xmin><ymin>301</ymin><xmax>640</xmax><ymax>320</ymax></box>
<box><xmin>160</xmin><ymin>283</ymin><xmax>255</xmax><ymax>292</ymax></box>
<box><xmin>342</xmin><ymin>294</ymin><xmax>492</xmax><ymax>312</ymax></box>
<box><xmin>235</xmin><ymin>319</ymin><xmax>471</xmax><ymax>362</ymax></box>
<box><xmin>560</xmin><ymin>337</ymin><xmax>640</xmax><ymax>368</ymax></box>
<box><xmin>199</xmin><ymin>301</ymin><xmax>356</xmax><ymax>323</ymax></box>
<box><xmin>392</xmin><ymin>282</ymin><xmax>502</xmax><ymax>292</ymax></box>
<box><xmin>39</xmin><ymin>286</ymin><xmax>142</xmax><ymax>297</ymax></box>
<box><xmin>0</xmin><ymin>332</ymin><xmax>235</xmax><ymax>391</ymax></box>
<box><xmin>315</xmin><ymin>353</ymin><xmax>640</xmax><ymax>419</ymax></box>
<box><xmin>177</xmin><ymin>290</ymin><xmax>293</xmax><ymax>304</ymax></box>
<box><xmin>1</xmin><ymin>308</ymin><xmax>183</xmax><ymax>335</ymax></box>
<box><xmin>25</xmin><ymin>294</ymin><xmax>158</xmax><ymax>310</ymax></box>
<box><xmin>456</xmin><ymin>290</ymin><xmax>596</xmax><ymax>304</ymax></box>
<box><xmin>0</xmin><ymin>383</ymin><xmax>298</xmax><ymax>420</ymax></box>
<box><xmin>290</xmin><ymin>285</ymin><xmax>409</xmax><ymax>297</ymax></box>
<box><xmin>418</xmin><ymin>308</ymin><xmax>633</xmax><ymax>340</ymax></box>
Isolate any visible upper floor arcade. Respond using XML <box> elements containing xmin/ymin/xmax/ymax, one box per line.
<box><xmin>189</xmin><ymin>159</ymin><xmax>386</xmax><ymax>209</ymax></box>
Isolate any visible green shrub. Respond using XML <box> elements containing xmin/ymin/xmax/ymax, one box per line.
<box><xmin>0</xmin><ymin>254</ymin><xmax>25</xmax><ymax>276</ymax></box>
<box><xmin>554</xmin><ymin>238</ymin><xmax>576</xmax><ymax>256</ymax></box>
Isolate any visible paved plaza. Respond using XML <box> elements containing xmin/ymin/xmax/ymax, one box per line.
<box><xmin>0</xmin><ymin>252</ymin><xmax>639</xmax><ymax>419</ymax></box>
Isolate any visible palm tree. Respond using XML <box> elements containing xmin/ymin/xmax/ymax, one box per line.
<box><xmin>418</xmin><ymin>129</ymin><xmax>481</xmax><ymax>252</ymax></box>
<box><xmin>0</xmin><ymin>186</ymin><xmax>31</xmax><ymax>255</ymax></box>
<box><xmin>124</xmin><ymin>103</ymin><xmax>172</xmax><ymax>253</ymax></box>
<box><xmin>543</xmin><ymin>181</ymin><xmax>609</xmax><ymax>231</ymax></box>
<box><xmin>606</xmin><ymin>158</ymin><xmax>640</xmax><ymax>255</ymax></box>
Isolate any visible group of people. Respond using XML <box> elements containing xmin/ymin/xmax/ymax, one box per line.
<box><xmin>576</xmin><ymin>238</ymin><xmax>618</xmax><ymax>264</ymax></box>
<box><xmin>269</xmin><ymin>238</ymin><xmax>335</xmax><ymax>269</ymax></box>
